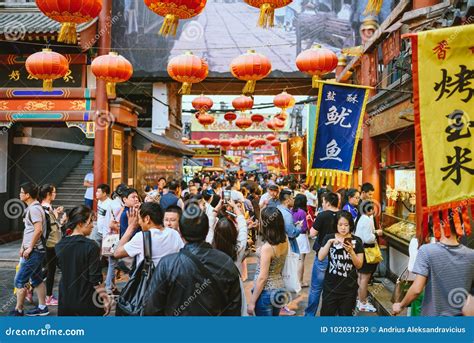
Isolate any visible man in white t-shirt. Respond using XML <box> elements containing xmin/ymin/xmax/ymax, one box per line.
<box><xmin>96</xmin><ymin>184</ymin><xmax>121</xmax><ymax>294</ymax></box>
<box><xmin>114</xmin><ymin>202</ymin><xmax>183</xmax><ymax>267</ymax></box>
<box><xmin>83</xmin><ymin>163</ymin><xmax>94</xmax><ymax>208</ymax></box>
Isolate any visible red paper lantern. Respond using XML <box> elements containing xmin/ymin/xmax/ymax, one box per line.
<box><xmin>232</xmin><ymin>95</ymin><xmax>254</xmax><ymax>112</ymax></box>
<box><xmin>274</xmin><ymin>91</ymin><xmax>295</xmax><ymax>114</ymax></box>
<box><xmin>250</xmin><ymin>139</ymin><xmax>259</xmax><ymax>148</ymax></box>
<box><xmin>257</xmin><ymin>138</ymin><xmax>267</xmax><ymax>146</ymax></box>
<box><xmin>270</xmin><ymin>139</ymin><xmax>280</xmax><ymax>147</ymax></box>
<box><xmin>224</xmin><ymin>112</ymin><xmax>237</xmax><ymax>123</ymax></box>
<box><xmin>276</xmin><ymin>112</ymin><xmax>287</xmax><ymax>121</ymax></box>
<box><xmin>197</xmin><ymin>112</ymin><xmax>215</xmax><ymax>128</ymax></box>
<box><xmin>167</xmin><ymin>52</ymin><xmax>208</xmax><ymax>94</ymax></box>
<box><xmin>296</xmin><ymin>44</ymin><xmax>338</xmax><ymax>88</ymax></box>
<box><xmin>244</xmin><ymin>0</ymin><xmax>292</xmax><ymax>28</ymax></box>
<box><xmin>266</xmin><ymin>134</ymin><xmax>276</xmax><ymax>141</ymax></box>
<box><xmin>192</xmin><ymin>94</ymin><xmax>213</xmax><ymax>114</ymax></box>
<box><xmin>25</xmin><ymin>48</ymin><xmax>69</xmax><ymax>91</ymax></box>
<box><xmin>230</xmin><ymin>139</ymin><xmax>241</xmax><ymax>149</ymax></box>
<box><xmin>91</xmin><ymin>52</ymin><xmax>133</xmax><ymax>98</ymax></box>
<box><xmin>144</xmin><ymin>0</ymin><xmax>207</xmax><ymax>36</ymax></box>
<box><xmin>250</xmin><ymin>113</ymin><xmax>265</xmax><ymax>126</ymax></box>
<box><xmin>211</xmin><ymin>139</ymin><xmax>220</xmax><ymax>146</ymax></box>
<box><xmin>230</xmin><ymin>50</ymin><xmax>272</xmax><ymax>95</ymax></box>
<box><xmin>36</xmin><ymin>0</ymin><xmax>102</xmax><ymax>44</ymax></box>
<box><xmin>220</xmin><ymin>139</ymin><xmax>231</xmax><ymax>148</ymax></box>
<box><xmin>235</xmin><ymin>116</ymin><xmax>253</xmax><ymax>130</ymax></box>
<box><xmin>267</xmin><ymin>118</ymin><xmax>285</xmax><ymax>132</ymax></box>
<box><xmin>240</xmin><ymin>139</ymin><xmax>250</xmax><ymax>148</ymax></box>
<box><xmin>199</xmin><ymin>137</ymin><xmax>211</xmax><ymax>146</ymax></box>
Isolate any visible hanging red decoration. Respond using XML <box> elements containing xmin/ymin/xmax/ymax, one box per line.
<box><xmin>36</xmin><ymin>0</ymin><xmax>102</xmax><ymax>44</ymax></box>
<box><xmin>256</xmin><ymin>138</ymin><xmax>267</xmax><ymax>146</ymax></box>
<box><xmin>25</xmin><ymin>48</ymin><xmax>69</xmax><ymax>91</ymax></box>
<box><xmin>250</xmin><ymin>113</ymin><xmax>265</xmax><ymax>126</ymax></box>
<box><xmin>250</xmin><ymin>139</ymin><xmax>259</xmax><ymax>148</ymax></box>
<box><xmin>266</xmin><ymin>133</ymin><xmax>276</xmax><ymax>141</ymax></box>
<box><xmin>199</xmin><ymin>137</ymin><xmax>211</xmax><ymax>146</ymax></box>
<box><xmin>276</xmin><ymin>112</ymin><xmax>287</xmax><ymax>121</ymax></box>
<box><xmin>239</xmin><ymin>139</ymin><xmax>250</xmax><ymax>148</ymax></box>
<box><xmin>270</xmin><ymin>139</ymin><xmax>280</xmax><ymax>147</ymax></box>
<box><xmin>192</xmin><ymin>94</ymin><xmax>213</xmax><ymax>113</ymax></box>
<box><xmin>235</xmin><ymin>116</ymin><xmax>253</xmax><ymax>130</ymax></box>
<box><xmin>274</xmin><ymin>90</ymin><xmax>295</xmax><ymax>114</ymax></box>
<box><xmin>220</xmin><ymin>139</ymin><xmax>231</xmax><ymax>148</ymax></box>
<box><xmin>197</xmin><ymin>112</ymin><xmax>215</xmax><ymax>128</ymax></box>
<box><xmin>232</xmin><ymin>95</ymin><xmax>254</xmax><ymax>112</ymax></box>
<box><xmin>244</xmin><ymin>0</ymin><xmax>292</xmax><ymax>28</ymax></box>
<box><xmin>167</xmin><ymin>52</ymin><xmax>208</xmax><ymax>94</ymax></box>
<box><xmin>91</xmin><ymin>52</ymin><xmax>133</xmax><ymax>98</ymax></box>
<box><xmin>224</xmin><ymin>112</ymin><xmax>237</xmax><ymax>123</ymax></box>
<box><xmin>267</xmin><ymin>118</ymin><xmax>285</xmax><ymax>132</ymax></box>
<box><xmin>230</xmin><ymin>50</ymin><xmax>272</xmax><ymax>95</ymax></box>
<box><xmin>211</xmin><ymin>139</ymin><xmax>220</xmax><ymax>146</ymax></box>
<box><xmin>230</xmin><ymin>139</ymin><xmax>241</xmax><ymax>149</ymax></box>
<box><xmin>144</xmin><ymin>0</ymin><xmax>207</xmax><ymax>36</ymax></box>
<box><xmin>296</xmin><ymin>44</ymin><xmax>338</xmax><ymax>88</ymax></box>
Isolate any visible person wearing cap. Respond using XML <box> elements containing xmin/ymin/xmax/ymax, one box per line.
<box><xmin>143</xmin><ymin>206</ymin><xmax>242</xmax><ymax>316</ymax></box>
<box><xmin>259</xmin><ymin>184</ymin><xmax>280</xmax><ymax>210</ymax></box>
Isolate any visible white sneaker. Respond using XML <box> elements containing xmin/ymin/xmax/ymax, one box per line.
<box><xmin>358</xmin><ymin>301</ymin><xmax>377</xmax><ymax>313</ymax></box>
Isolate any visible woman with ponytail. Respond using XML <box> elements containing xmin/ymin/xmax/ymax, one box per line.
<box><xmin>55</xmin><ymin>205</ymin><xmax>111</xmax><ymax>316</ymax></box>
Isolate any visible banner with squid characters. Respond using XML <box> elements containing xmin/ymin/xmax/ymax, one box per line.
<box><xmin>307</xmin><ymin>81</ymin><xmax>369</xmax><ymax>187</ymax></box>
<box><xmin>405</xmin><ymin>25</ymin><xmax>473</xmax><ymax>240</ymax></box>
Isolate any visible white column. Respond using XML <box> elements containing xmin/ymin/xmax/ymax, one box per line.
<box><xmin>152</xmin><ymin>82</ymin><xmax>169</xmax><ymax>135</ymax></box>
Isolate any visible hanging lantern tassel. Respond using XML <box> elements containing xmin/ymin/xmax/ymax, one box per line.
<box><xmin>364</xmin><ymin>0</ymin><xmax>383</xmax><ymax>15</ymax></box>
<box><xmin>243</xmin><ymin>80</ymin><xmax>256</xmax><ymax>95</ymax></box>
<box><xmin>179</xmin><ymin>82</ymin><xmax>192</xmax><ymax>95</ymax></box>
<box><xmin>42</xmin><ymin>79</ymin><xmax>53</xmax><ymax>92</ymax></box>
<box><xmin>58</xmin><ymin>22</ymin><xmax>78</xmax><ymax>44</ymax></box>
<box><xmin>106</xmin><ymin>82</ymin><xmax>117</xmax><ymax>98</ymax></box>
<box><xmin>258</xmin><ymin>3</ymin><xmax>275</xmax><ymax>28</ymax></box>
<box><xmin>312</xmin><ymin>75</ymin><xmax>321</xmax><ymax>88</ymax></box>
<box><xmin>159</xmin><ymin>14</ymin><xmax>179</xmax><ymax>37</ymax></box>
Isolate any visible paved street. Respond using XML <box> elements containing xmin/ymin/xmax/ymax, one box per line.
<box><xmin>0</xmin><ymin>239</ymin><xmax>377</xmax><ymax>317</ymax></box>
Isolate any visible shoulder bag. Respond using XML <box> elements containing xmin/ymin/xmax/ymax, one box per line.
<box><xmin>391</xmin><ymin>267</ymin><xmax>413</xmax><ymax>303</ymax></box>
<box><xmin>116</xmin><ymin>231</ymin><xmax>154</xmax><ymax>316</ymax></box>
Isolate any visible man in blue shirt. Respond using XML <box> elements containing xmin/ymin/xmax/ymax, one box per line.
<box><xmin>277</xmin><ymin>189</ymin><xmax>301</xmax><ymax>254</ymax></box>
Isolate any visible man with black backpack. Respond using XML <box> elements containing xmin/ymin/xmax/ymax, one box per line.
<box><xmin>143</xmin><ymin>205</ymin><xmax>242</xmax><ymax>316</ymax></box>
<box><xmin>10</xmin><ymin>182</ymin><xmax>49</xmax><ymax>316</ymax></box>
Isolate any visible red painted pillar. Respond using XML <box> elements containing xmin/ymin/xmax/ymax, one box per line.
<box><xmin>93</xmin><ymin>0</ymin><xmax>112</xmax><ymax>208</ymax></box>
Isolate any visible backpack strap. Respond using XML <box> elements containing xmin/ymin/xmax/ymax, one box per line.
<box><xmin>27</xmin><ymin>203</ymin><xmax>47</xmax><ymax>250</ymax></box>
<box><xmin>142</xmin><ymin>231</ymin><xmax>153</xmax><ymax>273</ymax></box>
<box><xmin>181</xmin><ymin>248</ymin><xmax>229</xmax><ymax>311</ymax></box>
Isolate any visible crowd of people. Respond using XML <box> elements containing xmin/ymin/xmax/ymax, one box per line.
<box><xmin>9</xmin><ymin>170</ymin><xmax>474</xmax><ymax>317</ymax></box>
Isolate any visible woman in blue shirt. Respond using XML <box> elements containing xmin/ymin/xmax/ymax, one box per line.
<box><xmin>342</xmin><ymin>188</ymin><xmax>360</xmax><ymax>222</ymax></box>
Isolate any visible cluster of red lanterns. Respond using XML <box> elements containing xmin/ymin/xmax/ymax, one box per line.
<box><xmin>192</xmin><ymin>94</ymin><xmax>215</xmax><ymax>128</ymax></box>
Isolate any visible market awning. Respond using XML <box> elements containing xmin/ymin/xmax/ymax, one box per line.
<box><xmin>133</xmin><ymin>128</ymin><xmax>194</xmax><ymax>157</ymax></box>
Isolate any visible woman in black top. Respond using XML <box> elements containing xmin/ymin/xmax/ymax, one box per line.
<box><xmin>55</xmin><ymin>205</ymin><xmax>111</xmax><ymax>316</ymax></box>
<box><xmin>318</xmin><ymin>211</ymin><xmax>364</xmax><ymax>316</ymax></box>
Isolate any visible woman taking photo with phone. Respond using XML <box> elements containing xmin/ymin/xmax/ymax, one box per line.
<box><xmin>318</xmin><ymin>211</ymin><xmax>364</xmax><ymax>316</ymax></box>
<box><xmin>247</xmin><ymin>207</ymin><xmax>288</xmax><ymax>316</ymax></box>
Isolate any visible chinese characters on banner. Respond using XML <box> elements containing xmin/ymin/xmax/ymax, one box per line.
<box><xmin>408</xmin><ymin>25</ymin><xmax>473</xmax><ymax>239</ymax></box>
<box><xmin>288</xmin><ymin>136</ymin><xmax>307</xmax><ymax>174</ymax></box>
<box><xmin>307</xmin><ymin>82</ymin><xmax>369</xmax><ymax>187</ymax></box>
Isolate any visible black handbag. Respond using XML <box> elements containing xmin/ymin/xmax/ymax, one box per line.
<box><xmin>116</xmin><ymin>231</ymin><xmax>154</xmax><ymax>316</ymax></box>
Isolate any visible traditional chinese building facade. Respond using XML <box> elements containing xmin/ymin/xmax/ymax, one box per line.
<box><xmin>336</xmin><ymin>0</ymin><xmax>474</xmax><ymax>312</ymax></box>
